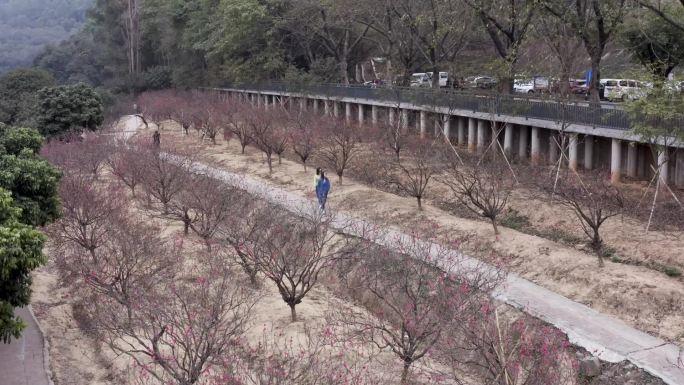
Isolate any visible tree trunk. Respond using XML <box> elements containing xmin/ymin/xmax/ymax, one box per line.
<box><xmin>267</xmin><ymin>154</ymin><xmax>273</xmax><ymax>173</ymax></box>
<box><xmin>491</xmin><ymin>218</ymin><xmax>499</xmax><ymax>235</ymax></box>
<box><xmin>289</xmin><ymin>304</ymin><xmax>297</xmax><ymax>322</ymax></box>
<box><xmin>432</xmin><ymin>61</ymin><xmax>440</xmax><ymax>89</ymax></box>
<box><xmin>588</xmin><ymin>51</ymin><xmax>602</xmax><ymax>102</ymax></box>
<box><xmin>500</xmin><ymin>77</ymin><xmax>514</xmax><ymax>95</ymax></box>
<box><xmin>241</xmin><ymin>143</ymin><xmax>246</xmax><ymax>154</ymax></box>
<box><xmin>592</xmin><ymin>230</ymin><xmax>604</xmax><ymax>267</ymax></box>
<box><xmin>340</xmin><ymin>59</ymin><xmax>350</xmax><ymax>85</ymax></box>
<box><xmin>416</xmin><ymin>195</ymin><xmax>422</xmax><ymax>210</ymax></box>
<box><xmin>400</xmin><ymin>361</ymin><xmax>411</xmax><ymax>384</ymax></box>
<box><xmin>183</xmin><ymin>218</ymin><xmax>190</xmax><ymax>235</ymax></box>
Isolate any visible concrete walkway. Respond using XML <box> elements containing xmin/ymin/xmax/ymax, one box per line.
<box><xmin>0</xmin><ymin>307</ymin><xmax>52</xmax><ymax>385</ymax></box>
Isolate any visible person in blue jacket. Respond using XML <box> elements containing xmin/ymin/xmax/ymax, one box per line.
<box><xmin>316</xmin><ymin>171</ymin><xmax>331</xmax><ymax>211</ymax></box>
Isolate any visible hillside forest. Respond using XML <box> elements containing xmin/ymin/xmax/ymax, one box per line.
<box><xmin>22</xmin><ymin>0</ymin><xmax>684</xmax><ymax>100</ymax></box>
<box><xmin>0</xmin><ymin>0</ymin><xmax>93</xmax><ymax>73</ymax></box>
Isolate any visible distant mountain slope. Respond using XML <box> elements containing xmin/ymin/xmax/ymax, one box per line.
<box><xmin>0</xmin><ymin>0</ymin><xmax>93</xmax><ymax>73</ymax></box>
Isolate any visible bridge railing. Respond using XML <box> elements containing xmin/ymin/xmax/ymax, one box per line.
<box><xmin>217</xmin><ymin>82</ymin><xmax>652</xmax><ymax>131</ymax></box>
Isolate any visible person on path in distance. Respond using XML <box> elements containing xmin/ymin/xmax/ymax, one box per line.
<box><xmin>313</xmin><ymin>167</ymin><xmax>322</xmax><ymax>191</ymax></box>
<box><xmin>152</xmin><ymin>130</ymin><xmax>161</xmax><ymax>148</ymax></box>
<box><xmin>316</xmin><ymin>171</ymin><xmax>331</xmax><ymax>212</ymax></box>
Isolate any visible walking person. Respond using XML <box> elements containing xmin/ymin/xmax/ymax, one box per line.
<box><xmin>152</xmin><ymin>130</ymin><xmax>161</xmax><ymax>149</ymax></box>
<box><xmin>316</xmin><ymin>171</ymin><xmax>331</xmax><ymax>212</ymax></box>
<box><xmin>313</xmin><ymin>167</ymin><xmax>322</xmax><ymax>190</ymax></box>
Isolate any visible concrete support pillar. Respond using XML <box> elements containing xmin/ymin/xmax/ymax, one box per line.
<box><xmin>420</xmin><ymin>111</ymin><xmax>428</xmax><ymax>138</ymax></box>
<box><xmin>611</xmin><ymin>139</ymin><xmax>622</xmax><ymax>184</ymax></box>
<box><xmin>443</xmin><ymin>115</ymin><xmax>451</xmax><ymax>140</ymax></box>
<box><xmin>569</xmin><ymin>133</ymin><xmax>579</xmax><ymax>171</ymax></box>
<box><xmin>675</xmin><ymin>150</ymin><xmax>684</xmax><ymax>187</ymax></box>
<box><xmin>530</xmin><ymin>126</ymin><xmax>541</xmax><ymax>165</ymax></box>
<box><xmin>468</xmin><ymin>118</ymin><xmax>477</xmax><ymax>152</ymax></box>
<box><xmin>371</xmin><ymin>105</ymin><xmax>378</xmax><ymax>126</ymax></box>
<box><xmin>477</xmin><ymin>119</ymin><xmax>488</xmax><ymax>153</ymax></box>
<box><xmin>256</xmin><ymin>94</ymin><xmax>261</xmax><ymax>108</ymax></box>
<box><xmin>272</xmin><ymin>95</ymin><xmax>278</xmax><ymax>108</ymax></box>
<box><xmin>637</xmin><ymin>146</ymin><xmax>647</xmax><ymax>178</ymax></box>
<box><xmin>658</xmin><ymin>149</ymin><xmax>669</xmax><ymax>185</ymax></box>
<box><xmin>299</xmin><ymin>98</ymin><xmax>306</xmax><ymax>113</ymax></box>
<box><xmin>457</xmin><ymin>118</ymin><xmax>466</xmax><ymax>145</ymax></box>
<box><xmin>345</xmin><ymin>102</ymin><xmax>352</xmax><ymax>124</ymax></box>
<box><xmin>401</xmin><ymin>109</ymin><xmax>409</xmax><ymax>131</ymax></box>
<box><xmin>324</xmin><ymin>100</ymin><xmax>331</xmax><ymax>116</ymax></box>
<box><xmin>389</xmin><ymin>108</ymin><xmax>396</xmax><ymax>126</ymax></box>
<box><xmin>549</xmin><ymin>133</ymin><xmax>559</xmax><ymax>165</ymax></box>
<box><xmin>434</xmin><ymin>116</ymin><xmax>441</xmax><ymax>137</ymax></box>
<box><xmin>627</xmin><ymin>143</ymin><xmax>638</xmax><ymax>178</ymax></box>
<box><xmin>333</xmin><ymin>101</ymin><xmax>340</xmax><ymax>118</ymax></box>
<box><xmin>518</xmin><ymin>125</ymin><xmax>529</xmax><ymax>160</ymax></box>
<box><xmin>313</xmin><ymin>99</ymin><xmax>319</xmax><ymax>114</ymax></box>
<box><xmin>503</xmin><ymin>123</ymin><xmax>514</xmax><ymax>158</ymax></box>
<box><xmin>358</xmin><ymin>104</ymin><xmax>364</xmax><ymax>125</ymax></box>
<box><xmin>584</xmin><ymin>135</ymin><xmax>594</xmax><ymax>170</ymax></box>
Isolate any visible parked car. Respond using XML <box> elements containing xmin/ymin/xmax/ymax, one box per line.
<box><xmin>600</xmin><ymin>79</ymin><xmax>647</xmax><ymax>101</ymax></box>
<box><xmin>514</xmin><ymin>79</ymin><xmax>535</xmax><ymax>94</ymax></box>
<box><xmin>569</xmin><ymin>79</ymin><xmax>587</xmax><ymax>94</ymax></box>
<box><xmin>410</xmin><ymin>73</ymin><xmax>430</xmax><ymax>87</ymax></box>
<box><xmin>426</xmin><ymin>72</ymin><xmax>449</xmax><ymax>87</ymax></box>
<box><xmin>362</xmin><ymin>79</ymin><xmax>387</xmax><ymax>88</ymax></box>
<box><xmin>411</xmin><ymin>72</ymin><xmax>450</xmax><ymax>88</ymax></box>
<box><xmin>533</xmin><ymin>76</ymin><xmax>550</xmax><ymax>92</ymax></box>
<box><xmin>471</xmin><ymin>76</ymin><xmax>497</xmax><ymax>89</ymax></box>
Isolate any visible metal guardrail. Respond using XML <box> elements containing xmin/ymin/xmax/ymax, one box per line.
<box><xmin>218</xmin><ymin>82</ymin><xmax>640</xmax><ymax>131</ymax></box>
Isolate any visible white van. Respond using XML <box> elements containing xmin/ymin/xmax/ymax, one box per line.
<box><xmin>600</xmin><ymin>79</ymin><xmax>647</xmax><ymax>101</ymax></box>
<box><xmin>410</xmin><ymin>73</ymin><xmax>430</xmax><ymax>87</ymax></box>
<box><xmin>427</xmin><ymin>72</ymin><xmax>449</xmax><ymax>87</ymax></box>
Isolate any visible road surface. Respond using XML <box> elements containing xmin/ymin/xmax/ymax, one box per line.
<box><xmin>0</xmin><ymin>307</ymin><xmax>52</xmax><ymax>385</ymax></box>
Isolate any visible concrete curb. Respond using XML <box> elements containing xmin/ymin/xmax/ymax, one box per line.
<box><xmin>26</xmin><ymin>305</ymin><xmax>55</xmax><ymax>385</ymax></box>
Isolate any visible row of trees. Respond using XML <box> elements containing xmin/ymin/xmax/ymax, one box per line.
<box><xmin>0</xmin><ymin>125</ymin><xmax>61</xmax><ymax>342</ymax></box>
<box><xmin>43</xmin><ymin>122</ymin><xmax>578</xmax><ymax>384</ymax></box>
<box><xmin>142</xmin><ymin>90</ymin><xmax>631</xmax><ymax>267</ymax></box>
<box><xmin>32</xmin><ymin>0</ymin><xmax>684</xmax><ymax>98</ymax></box>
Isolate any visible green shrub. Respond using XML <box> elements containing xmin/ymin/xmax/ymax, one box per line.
<box><xmin>1</xmin><ymin>127</ymin><xmax>43</xmax><ymax>155</ymax></box>
<box><xmin>658</xmin><ymin>265</ymin><xmax>682</xmax><ymax>278</ymax></box>
<box><xmin>500</xmin><ymin>208</ymin><xmax>531</xmax><ymax>231</ymax></box>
